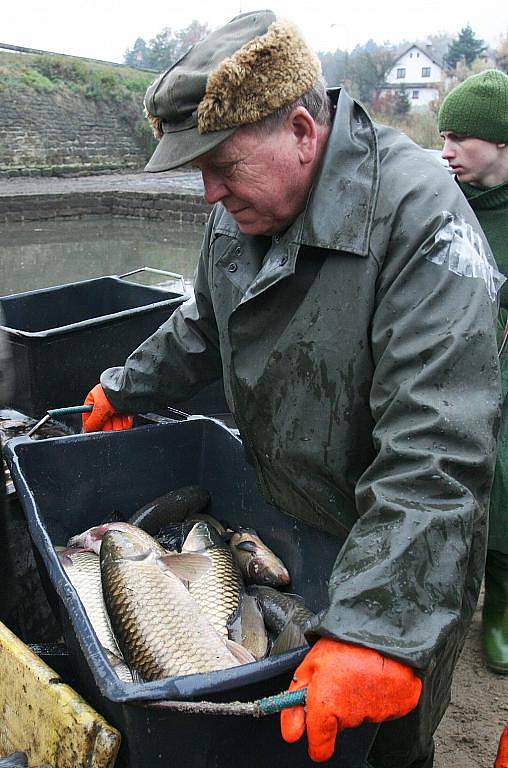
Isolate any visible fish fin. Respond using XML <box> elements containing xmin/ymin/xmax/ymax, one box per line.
<box><xmin>224</xmin><ymin>639</ymin><xmax>256</xmax><ymax>665</ymax></box>
<box><xmin>238</xmin><ymin>594</ymin><xmax>269</xmax><ymax>660</ymax></box>
<box><xmin>157</xmin><ymin>552</ymin><xmax>212</xmax><ymax>582</ymax></box>
<box><xmin>57</xmin><ymin>550</ymin><xmax>76</xmax><ymax>568</ymax></box>
<box><xmin>104</xmin><ymin>650</ymin><xmax>134</xmax><ymax>683</ymax></box>
<box><xmin>227</xmin><ymin>612</ymin><xmax>243</xmax><ymax>644</ymax></box>
<box><xmin>269</xmin><ymin>622</ymin><xmax>309</xmax><ymax>656</ymax></box>
<box><xmin>280</xmin><ymin>592</ymin><xmax>306</xmax><ymax>604</ymax></box>
<box><xmin>129</xmin><ymin>667</ymin><xmax>146</xmax><ymax>684</ymax></box>
<box><xmin>236</xmin><ymin>592</ymin><xmax>264</xmax><ymax>629</ymax></box>
<box><xmin>57</xmin><ymin>545</ymin><xmax>91</xmax><ymax>565</ymax></box>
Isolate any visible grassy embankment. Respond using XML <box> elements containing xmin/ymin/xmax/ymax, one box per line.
<box><xmin>0</xmin><ymin>51</ymin><xmax>158</xmax><ymax>173</ymax></box>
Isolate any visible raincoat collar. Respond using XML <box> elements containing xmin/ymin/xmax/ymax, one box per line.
<box><xmin>213</xmin><ymin>88</ymin><xmax>380</xmax><ymax>257</ymax></box>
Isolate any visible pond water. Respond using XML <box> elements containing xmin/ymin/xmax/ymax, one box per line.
<box><xmin>1</xmin><ymin>216</ymin><xmax>205</xmax><ymax>296</ymax></box>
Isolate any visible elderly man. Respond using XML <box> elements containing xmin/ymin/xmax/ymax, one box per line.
<box><xmin>83</xmin><ymin>11</ymin><xmax>503</xmax><ymax>768</ymax></box>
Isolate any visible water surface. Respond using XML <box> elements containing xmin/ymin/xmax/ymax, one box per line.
<box><xmin>1</xmin><ymin>216</ymin><xmax>205</xmax><ymax>295</ymax></box>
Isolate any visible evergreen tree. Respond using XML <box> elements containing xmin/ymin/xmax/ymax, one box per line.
<box><xmin>394</xmin><ymin>87</ymin><xmax>411</xmax><ymax>116</ymax></box>
<box><xmin>124</xmin><ymin>38</ymin><xmax>150</xmax><ymax>69</ymax></box>
<box><xmin>145</xmin><ymin>28</ymin><xmax>178</xmax><ymax>71</ymax></box>
<box><xmin>318</xmin><ymin>49</ymin><xmax>348</xmax><ymax>86</ymax></box>
<box><xmin>445</xmin><ymin>25</ymin><xmax>486</xmax><ymax>69</ymax></box>
<box><xmin>124</xmin><ymin>21</ymin><xmax>209</xmax><ymax>71</ymax></box>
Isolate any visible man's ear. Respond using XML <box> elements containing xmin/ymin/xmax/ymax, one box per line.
<box><xmin>287</xmin><ymin>107</ymin><xmax>318</xmax><ymax>164</ymax></box>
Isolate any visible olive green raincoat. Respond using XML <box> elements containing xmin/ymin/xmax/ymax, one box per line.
<box><xmin>102</xmin><ymin>90</ymin><xmax>502</xmax><ymax>766</ymax></box>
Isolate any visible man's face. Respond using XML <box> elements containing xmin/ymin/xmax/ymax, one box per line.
<box><xmin>440</xmin><ymin>132</ymin><xmax>503</xmax><ymax>187</ymax></box>
<box><xmin>192</xmin><ymin>123</ymin><xmax>310</xmax><ymax>236</ymax></box>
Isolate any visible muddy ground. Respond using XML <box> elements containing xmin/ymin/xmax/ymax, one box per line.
<box><xmin>434</xmin><ymin>589</ymin><xmax>507</xmax><ymax>767</ymax></box>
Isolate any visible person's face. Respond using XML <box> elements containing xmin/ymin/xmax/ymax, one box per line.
<box><xmin>192</xmin><ymin>111</ymin><xmax>320</xmax><ymax>236</ymax></box>
<box><xmin>440</xmin><ymin>132</ymin><xmax>506</xmax><ymax>187</ymax></box>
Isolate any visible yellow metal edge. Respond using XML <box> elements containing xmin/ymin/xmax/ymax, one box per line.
<box><xmin>0</xmin><ymin>620</ymin><xmax>121</xmax><ymax>767</ymax></box>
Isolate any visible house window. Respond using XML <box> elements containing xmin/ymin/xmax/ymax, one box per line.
<box><xmin>421</xmin><ymin>67</ymin><xmax>431</xmax><ymax>77</ymax></box>
<box><xmin>397</xmin><ymin>68</ymin><xmax>406</xmax><ymax>79</ymax></box>
<box><xmin>412</xmin><ymin>90</ymin><xmax>419</xmax><ymax>99</ymax></box>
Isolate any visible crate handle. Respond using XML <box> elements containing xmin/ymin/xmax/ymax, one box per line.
<box><xmin>143</xmin><ymin>687</ymin><xmax>307</xmax><ymax>717</ymax></box>
<box><xmin>118</xmin><ymin>266</ymin><xmax>187</xmax><ymax>296</ymax></box>
<box><xmin>26</xmin><ymin>405</ymin><xmax>93</xmax><ymax>437</ymax></box>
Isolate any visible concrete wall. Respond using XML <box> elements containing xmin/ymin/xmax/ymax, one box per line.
<box><xmin>0</xmin><ymin>87</ymin><xmax>147</xmax><ymax>177</ymax></box>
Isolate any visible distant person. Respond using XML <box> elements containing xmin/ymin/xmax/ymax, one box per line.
<box><xmin>82</xmin><ymin>12</ymin><xmax>503</xmax><ymax>767</ymax></box>
<box><xmin>439</xmin><ymin>69</ymin><xmax>508</xmax><ymax>675</ymax></box>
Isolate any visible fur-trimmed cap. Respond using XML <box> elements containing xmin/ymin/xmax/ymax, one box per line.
<box><xmin>197</xmin><ymin>20</ymin><xmax>321</xmax><ymax>133</ymax></box>
<box><xmin>143</xmin><ymin>10</ymin><xmax>322</xmax><ymax>173</ymax></box>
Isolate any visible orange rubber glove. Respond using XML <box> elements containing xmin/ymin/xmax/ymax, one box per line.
<box><xmin>495</xmin><ymin>726</ymin><xmax>508</xmax><ymax>768</ymax></box>
<box><xmin>82</xmin><ymin>384</ymin><xmax>134</xmax><ymax>433</ymax></box>
<box><xmin>281</xmin><ymin>637</ymin><xmax>423</xmax><ymax>763</ymax></box>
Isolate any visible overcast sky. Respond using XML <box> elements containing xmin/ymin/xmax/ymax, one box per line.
<box><xmin>2</xmin><ymin>0</ymin><xmax>507</xmax><ymax>63</ymax></box>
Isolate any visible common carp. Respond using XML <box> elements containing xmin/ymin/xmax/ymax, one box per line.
<box><xmin>57</xmin><ymin>546</ymin><xmax>132</xmax><ymax>683</ymax></box>
<box><xmin>100</xmin><ymin>528</ymin><xmax>253</xmax><ymax>680</ymax></box>
<box><xmin>248</xmin><ymin>585</ymin><xmax>315</xmax><ymax>635</ymax></box>
<box><xmin>127</xmin><ymin>486</ymin><xmax>211</xmax><ymax>534</ymax></box>
<box><xmin>181</xmin><ymin>520</ymin><xmax>270</xmax><ymax>659</ymax></box>
<box><xmin>182</xmin><ymin>520</ymin><xmax>244</xmax><ymax>639</ymax></box>
<box><xmin>248</xmin><ymin>585</ymin><xmax>314</xmax><ymax>655</ymax></box>
<box><xmin>155</xmin><ymin>513</ymin><xmax>225</xmax><ymax>552</ymax></box>
<box><xmin>228</xmin><ymin>528</ymin><xmax>290</xmax><ymax>587</ymax></box>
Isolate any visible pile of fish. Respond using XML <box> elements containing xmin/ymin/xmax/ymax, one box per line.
<box><xmin>1</xmin><ymin>409</ymin><xmax>72</xmax><ymax>494</ymax></box>
<box><xmin>59</xmin><ymin>485</ymin><xmax>316</xmax><ymax>683</ymax></box>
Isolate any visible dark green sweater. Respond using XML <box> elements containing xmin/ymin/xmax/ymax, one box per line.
<box><xmin>459</xmin><ymin>178</ymin><xmax>508</xmax><ymax>310</ymax></box>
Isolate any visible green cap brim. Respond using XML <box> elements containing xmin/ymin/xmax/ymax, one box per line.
<box><xmin>144</xmin><ymin>124</ymin><xmax>237</xmax><ymax>172</ymax></box>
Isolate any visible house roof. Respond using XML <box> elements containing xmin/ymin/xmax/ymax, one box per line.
<box><xmin>393</xmin><ymin>44</ymin><xmax>443</xmax><ymax>70</ymax></box>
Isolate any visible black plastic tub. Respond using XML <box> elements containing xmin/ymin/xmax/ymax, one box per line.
<box><xmin>4</xmin><ymin>419</ymin><xmax>378</xmax><ymax>768</ymax></box>
<box><xmin>0</xmin><ymin>275</ymin><xmax>189</xmax><ymax>417</ymax></box>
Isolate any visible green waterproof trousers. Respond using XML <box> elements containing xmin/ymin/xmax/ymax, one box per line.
<box><xmin>490</xmin><ymin>311</ymin><xmax>508</xmax><ymax>555</ymax></box>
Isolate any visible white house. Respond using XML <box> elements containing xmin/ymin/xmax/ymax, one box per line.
<box><xmin>381</xmin><ymin>44</ymin><xmax>444</xmax><ymax>109</ymax></box>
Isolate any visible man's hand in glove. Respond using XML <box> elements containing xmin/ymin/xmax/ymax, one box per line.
<box><xmin>495</xmin><ymin>725</ymin><xmax>508</xmax><ymax>768</ymax></box>
<box><xmin>82</xmin><ymin>384</ymin><xmax>134</xmax><ymax>433</ymax></box>
<box><xmin>281</xmin><ymin>637</ymin><xmax>423</xmax><ymax>763</ymax></box>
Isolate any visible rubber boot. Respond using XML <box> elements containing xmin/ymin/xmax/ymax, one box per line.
<box><xmin>483</xmin><ymin>549</ymin><xmax>508</xmax><ymax>674</ymax></box>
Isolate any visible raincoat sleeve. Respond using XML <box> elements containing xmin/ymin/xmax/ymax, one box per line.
<box><xmin>314</xmin><ymin>198</ymin><xmax>503</xmax><ymax>670</ymax></box>
<box><xmin>100</xmin><ymin>209</ymin><xmax>223</xmax><ymax>414</ymax></box>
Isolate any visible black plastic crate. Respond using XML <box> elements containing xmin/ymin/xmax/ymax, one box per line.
<box><xmin>5</xmin><ymin>419</ymin><xmax>377</xmax><ymax>768</ymax></box>
<box><xmin>0</xmin><ymin>275</ymin><xmax>189</xmax><ymax>417</ymax></box>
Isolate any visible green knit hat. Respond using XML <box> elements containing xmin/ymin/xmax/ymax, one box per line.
<box><xmin>438</xmin><ymin>69</ymin><xmax>508</xmax><ymax>143</ymax></box>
